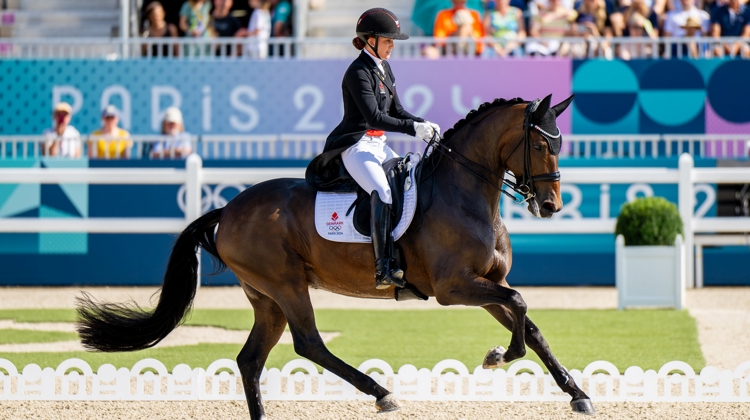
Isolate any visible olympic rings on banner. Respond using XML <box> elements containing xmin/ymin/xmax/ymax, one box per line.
<box><xmin>177</xmin><ymin>184</ymin><xmax>247</xmax><ymax>214</ymax></box>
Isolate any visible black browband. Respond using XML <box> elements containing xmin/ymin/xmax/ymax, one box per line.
<box><xmin>423</xmin><ymin>99</ymin><xmax>561</xmax><ymax>204</ymax></box>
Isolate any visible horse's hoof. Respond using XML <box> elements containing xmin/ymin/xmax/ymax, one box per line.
<box><xmin>482</xmin><ymin>346</ymin><xmax>506</xmax><ymax>369</ymax></box>
<box><xmin>375</xmin><ymin>393</ymin><xmax>402</xmax><ymax>413</ymax></box>
<box><xmin>570</xmin><ymin>398</ymin><xmax>596</xmax><ymax>416</ymax></box>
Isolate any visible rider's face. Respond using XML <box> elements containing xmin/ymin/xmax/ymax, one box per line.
<box><xmin>369</xmin><ymin>37</ymin><xmax>394</xmax><ymax>60</ymax></box>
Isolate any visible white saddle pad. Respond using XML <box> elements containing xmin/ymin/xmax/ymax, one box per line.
<box><xmin>315</xmin><ymin>154</ymin><xmax>420</xmax><ymax>243</ymax></box>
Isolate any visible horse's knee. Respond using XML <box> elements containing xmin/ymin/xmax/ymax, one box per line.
<box><xmin>508</xmin><ymin>290</ymin><xmax>527</xmax><ymax>315</ymax></box>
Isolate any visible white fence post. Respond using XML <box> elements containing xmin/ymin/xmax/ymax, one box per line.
<box><xmin>678</xmin><ymin>153</ymin><xmax>694</xmax><ymax>288</ymax></box>
<box><xmin>186</xmin><ymin>153</ymin><xmax>203</xmax><ymax>289</ymax></box>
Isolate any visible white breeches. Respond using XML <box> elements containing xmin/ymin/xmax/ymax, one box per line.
<box><xmin>341</xmin><ymin>134</ymin><xmax>400</xmax><ymax>204</ymax></box>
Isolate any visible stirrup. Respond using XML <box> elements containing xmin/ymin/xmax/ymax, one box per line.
<box><xmin>375</xmin><ymin>258</ymin><xmax>406</xmax><ymax>290</ymax></box>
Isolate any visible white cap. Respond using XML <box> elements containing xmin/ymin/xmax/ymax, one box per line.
<box><xmin>101</xmin><ymin>104</ymin><xmax>119</xmax><ymax>118</ymax></box>
<box><xmin>163</xmin><ymin>107</ymin><xmax>183</xmax><ymax>125</ymax></box>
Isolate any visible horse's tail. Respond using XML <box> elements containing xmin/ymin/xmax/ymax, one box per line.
<box><xmin>76</xmin><ymin>208</ymin><xmax>225</xmax><ymax>352</ymax></box>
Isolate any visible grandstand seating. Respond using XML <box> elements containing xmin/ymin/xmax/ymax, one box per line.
<box><xmin>2</xmin><ymin>0</ymin><xmax>120</xmax><ymax>38</ymax></box>
<box><xmin>307</xmin><ymin>0</ymin><xmax>416</xmax><ymax>37</ymax></box>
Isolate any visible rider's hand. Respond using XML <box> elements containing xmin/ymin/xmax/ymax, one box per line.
<box><xmin>427</xmin><ymin>121</ymin><xmax>441</xmax><ymax>137</ymax></box>
<box><xmin>413</xmin><ymin>121</ymin><xmax>435</xmax><ymax>140</ymax></box>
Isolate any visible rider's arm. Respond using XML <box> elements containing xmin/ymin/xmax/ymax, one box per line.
<box><xmin>344</xmin><ymin>66</ymin><xmax>417</xmax><ymax>136</ymax></box>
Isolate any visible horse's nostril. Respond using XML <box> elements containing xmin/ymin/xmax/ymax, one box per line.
<box><xmin>542</xmin><ymin>201</ymin><xmax>556</xmax><ymax>212</ymax></box>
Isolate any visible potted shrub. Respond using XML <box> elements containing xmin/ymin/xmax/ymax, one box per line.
<box><xmin>614</xmin><ymin>196</ymin><xmax>685</xmax><ymax>310</ymax></box>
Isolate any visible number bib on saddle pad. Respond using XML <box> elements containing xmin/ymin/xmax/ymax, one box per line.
<box><xmin>314</xmin><ymin>154</ymin><xmax>420</xmax><ymax>243</ymax></box>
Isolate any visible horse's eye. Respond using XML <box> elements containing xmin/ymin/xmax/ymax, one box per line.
<box><xmin>534</xmin><ymin>145</ymin><xmax>542</xmax><ymax>151</ymax></box>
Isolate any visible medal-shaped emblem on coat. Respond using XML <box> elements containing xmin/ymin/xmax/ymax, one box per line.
<box><xmin>379</xmin><ymin>81</ymin><xmax>386</xmax><ymax>95</ymax></box>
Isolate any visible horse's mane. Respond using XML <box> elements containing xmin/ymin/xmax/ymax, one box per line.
<box><xmin>441</xmin><ymin>97</ymin><xmax>526</xmax><ymax>144</ymax></box>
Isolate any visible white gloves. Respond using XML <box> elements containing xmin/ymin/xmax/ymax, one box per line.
<box><xmin>414</xmin><ymin>121</ymin><xmax>437</xmax><ymax>140</ymax></box>
<box><xmin>428</xmin><ymin>121</ymin><xmax>441</xmax><ymax>137</ymax></box>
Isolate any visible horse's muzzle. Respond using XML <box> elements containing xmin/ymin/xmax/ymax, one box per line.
<box><xmin>539</xmin><ymin>200</ymin><xmax>560</xmax><ymax>218</ymax></box>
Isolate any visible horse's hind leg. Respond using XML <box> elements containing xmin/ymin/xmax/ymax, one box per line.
<box><xmin>277</xmin><ymin>287</ymin><xmax>400</xmax><ymax>412</ymax></box>
<box><xmin>484</xmin><ymin>305</ymin><xmax>595</xmax><ymax>415</ymax></box>
<box><xmin>237</xmin><ymin>285</ymin><xmax>288</xmax><ymax>420</ymax></box>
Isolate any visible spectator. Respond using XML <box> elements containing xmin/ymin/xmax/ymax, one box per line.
<box><xmin>433</xmin><ymin>0</ymin><xmax>486</xmax><ymax>55</ymax></box>
<box><xmin>213</xmin><ymin>0</ymin><xmax>244</xmax><ymax>37</ymax></box>
<box><xmin>179</xmin><ymin>0</ymin><xmax>214</xmax><ymax>56</ymax></box>
<box><xmin>141</xmin><ymin>2</ymin><xmax>178</xmax><ymax>57</ymax></box>
<box><xmin>243</xmin><ymin>0</ymin><xmax>272</xmax><ymax>59</ymax></box>
<box><xmin>212</xmin><ymin>0</ymin><xmax>244</xmax><ymax>56</ymax></box>
<box><xmin>680</xmin><ymin>15</ymin><xmax>709</xmax><ymax>58</ymax></box>
<box><xmin>573</xmin><ymin>0</ymin><xmax>615</xmax><ymax>57</ymax></box>
<box><xmin>271</xmin><ymin>0</ymin><xmax>293</xmax><ymax>37</ymax></box>
<box><xmin>710</xmin><ymin>0</ymin><xmax>750</xmax><ymax>57</ymax></box>
<box><xmin>142</xmin><ymin>0</ymin><xmax>184</xmax><ymax>35</ymax></box>
<box><xmin>618</xmin><ymin>13</ymin><xmax>656</xmax><ymax>59</ymax></box>
<box><xmin>484</xmin><ymin>0</ymin><xmax>527</xmax><ymax>56</ymax></box>
<box><xmin>527</xmin><ymin>0</ymin><xmax>578</xmax><ymax>56</ymax></box>
<box><xmin>150</xmin><ymin>107</ymin><xmax>193</xmax><ymax>159</ymax></box>
<box><xmin>663</xmin><ymin>0</ymin><xmax>710</xmax><ymax>37</ymax></box>
<box><xmin>619</xmin><ymin>0</ymin><xmax>659</xmax><ymax>36</ymax></box>
<box><xmin>89</xmin><ymin>105</ymin><xmax>133</xmax><ymax>160</ymax></box>
<box><xmin>42</xmin><ymin>102</ymin><xmax>82</xmax><ymax>159</ymax></box>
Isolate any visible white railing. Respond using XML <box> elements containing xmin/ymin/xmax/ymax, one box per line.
<box><xmin>0</xmin><ymin>153</ymin><xmax>748</xmax><ymax>287</ymax></box>
<box><xmin>0</xmin><ymin>36</ymin><xmax>748</xmax><ymax>60</ymax></box>
<box><xmin>0</xmin><ymin>357</ymin><xmax>747</xmax><ymax>402</ymax></box>
<box><xmin>3</xmin><ymin>134</ymin><xmax>749</xmax><ymax>160</ymax></box>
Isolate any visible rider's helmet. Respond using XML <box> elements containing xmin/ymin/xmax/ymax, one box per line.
<box><xmin>352</xmin><ymin>8</ymin><xmax>408</xmax><ymax>56</ymax></box>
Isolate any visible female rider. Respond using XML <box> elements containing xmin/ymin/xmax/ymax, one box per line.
<box><xmin>306</xmin><ymin>8</ymin><xmax>439</xmax><ymax>290</ymax></box>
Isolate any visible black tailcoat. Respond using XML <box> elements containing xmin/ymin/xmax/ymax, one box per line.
<box><xmin>305</xmin><ymin>51</ymin><xmax>423</xmax><ymax>190</ymax></box>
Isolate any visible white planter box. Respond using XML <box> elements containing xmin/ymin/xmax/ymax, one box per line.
<box><xmin>615</xmin><ymin>234</ymin><xmax>685</xmax><ymax>310</ymax></box>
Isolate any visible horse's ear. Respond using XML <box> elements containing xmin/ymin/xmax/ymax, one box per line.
<box><xmin>551</xmin><ymin>94</ymin><xmax>575</xmax><ymax>117</ymax></box>
<box><xmin>532</xmin><ymin>94</ymin><xmax>552</xmax><ymax>120</ymax></box>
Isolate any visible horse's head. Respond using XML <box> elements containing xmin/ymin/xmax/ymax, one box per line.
<box><xmin>504</xmin><ymin>94</ymin><xmax>574</xmax><ymax>219</ymax></box>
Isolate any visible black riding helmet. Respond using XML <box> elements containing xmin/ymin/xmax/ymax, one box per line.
<box><xmin>354</xmin><ymin>8</ymin><xmax>408</xmax><ymax>59</ymax></box>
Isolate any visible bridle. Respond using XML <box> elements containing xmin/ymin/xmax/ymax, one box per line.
<box><xmin>423</xmin><ymin>99</ymin><xmax>561</xmax><ymax>204</ymax></box>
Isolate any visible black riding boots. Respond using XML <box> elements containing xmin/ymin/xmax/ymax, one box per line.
<box><xmin>371</xmin><ymin>191</ymin><xmax>406</xmax><ymax>290</ymax></box>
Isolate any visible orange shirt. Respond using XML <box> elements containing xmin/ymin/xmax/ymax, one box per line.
<box><xmin>433</xmin><ymin>8</ymin><xmax>485</xmax><ymax>54</ymax></box>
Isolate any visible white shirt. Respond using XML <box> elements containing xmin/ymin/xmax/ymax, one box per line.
<box><xmin>42</xmin><ymin>125</ymin><xmax>81</xmax><ymax>158</ymax></box>
<box><xmin>363</xmin><ymin>47</ymin><xmax>385</xmax><ymax>75</ymax></box>
<box><xmin>245</xmin><ymin>9</ymin><xmax>271</xmax><ymax>58</ymax></box>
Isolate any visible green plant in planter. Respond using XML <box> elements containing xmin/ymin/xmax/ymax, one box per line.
<box><xmin>615</xmin><ymin>196</ymin><xmax>683</xmax><ymax>246</ymax></box>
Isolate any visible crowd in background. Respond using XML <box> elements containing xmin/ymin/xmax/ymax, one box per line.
<box><xmin>419</xmin><ymin>0</ymin><xmax>750</xmax><ymax>58</ymax></box>
<box><xmin>42</xmin><ymin>102</ymin><xmax>192</xmax><ymax>160</ymax></box>
<box><xmin>139</xmin><ymin>0</ymin><xmax>293</xmax><ymax>58</ymax></box>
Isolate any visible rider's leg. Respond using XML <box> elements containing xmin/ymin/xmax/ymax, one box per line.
<box><xmin>342</xmin><ymin>141</ymin><xmax>404</xmax><ymax>289</ymax></box>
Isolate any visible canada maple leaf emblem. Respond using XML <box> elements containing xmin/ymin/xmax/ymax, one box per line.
<box><xmin>331</xmin><ymin>212</ymin><xmax>339</xmax><ymax>221</ymax></box>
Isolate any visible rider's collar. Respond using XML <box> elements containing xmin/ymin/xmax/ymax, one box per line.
<box><xmin>363</xmin><ymin>48</ymin><xmax>385</xmax><ymax>73</ymax></box>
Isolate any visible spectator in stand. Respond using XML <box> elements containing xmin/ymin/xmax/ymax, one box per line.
<box><xmin>142</xmin><ymin>0</ymin><xmax>184</xmax><ymax>35</ymax></box>
<box><xmin>141</xmin><ymin>2</ymin><xmax>178</xmax><ymax>57</ymax></box>
<box><xmin>527</xmin><ymin>0</ymin><xmax>578</xmax><ymax>56</ymax></box>
<box><xmin>710</xmin><ymin>0</ymin><xmax>750</xmax><ymax>57</ymax></box>
<box><xmin>663</xmin><ymin>0</ymin><xmax>710</xmax><ymax>37</ymax></box>
<box><xmin>150</xmin><ymin>107</ymin><xmax>193</xmax><ymax>159</ymax></box>
<box><xmin>89</xmin><ymin>105</ymin><xmax>132</xmax><ymax>160</ymax></box>
<box><xmin>484</xmin><ymin>0</ymin><xmax>527</xmax><ymax>56</ymax></box>
<box><xmin>680</xmin><ymin>15</ymin><xmax>709</xmax><ymax>57</ymax></box>
<box><xmin>618</xmin><ymin>13</ymin><xmax>656</xmax><ymax>59</ymax></box>
<box><xmin>180</xmin><ymin>0</ymin><xmax>214</xmax><ymax>56</ymax></box>
<box><xmin>42</xmin><ymin>102</ymin><xmax>82</xmax><ymax>159</ymax></box>
<box><xmin>573</xmin><ymin>0</ymin><xmax>615</xmax><ymax>57</ymax></box>
<box><xmin>271</xmin><ymin>0</ymin><xmax>293</xmax><ymax>37</ymax></box>
<box><xmin>433</xmin><ymin>0</ymin><xmax>486</xmax><ymax>55</ymax></box>
<box><xmin>212</xmin><ymin>0</ymin><xmax>244</xmax><ymax>56</ymax></box>
<box><xmin>243</xmin><ymin>0</ymin><xmax>272</xmax><ymax>58</ymax></box>
<box><xmin>619</xmin><ymin>0</ymin><xmax>659</xmax><ymax>36</ymax></box>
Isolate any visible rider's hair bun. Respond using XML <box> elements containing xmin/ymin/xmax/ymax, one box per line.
<box><xmin>352</xmin><ymin>37</ymin><xmax>366</xmax><ymax>50</ymax></box>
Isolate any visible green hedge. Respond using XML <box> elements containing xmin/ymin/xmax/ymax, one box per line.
<box><xmin>615</xmin><ymin>196</ymin><xmax>683</xmax><ymax>246</ymax></box>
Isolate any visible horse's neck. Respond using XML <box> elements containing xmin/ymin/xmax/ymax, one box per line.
<box><xmin>432</xmin><ymin>130</ymin><xmax>505</xmax><ymax>222</ymax></box>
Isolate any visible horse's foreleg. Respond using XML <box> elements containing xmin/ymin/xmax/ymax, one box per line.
<box><xmin>433</xmin><ymin>277</ymin><xmax>527</xmax><ymax>363</ymax></box>
<box><xmin>484</xmin><ymin>305</ymin><xmax>595</xmax><ymax>415</ymax></box>
<box><xmin>238</xmin><ymin>287</ymin><xmax>288</xmax><ymax>420</ymax></box>
<box><xmin>277</xmin><ymin>288</ymin><xmax>400</xmax><ymax>412</ymax></box>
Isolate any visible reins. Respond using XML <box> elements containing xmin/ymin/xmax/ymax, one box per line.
<box><xmin>419</xmin><ymin>99</ymin><xmax>561</xmax><ymax>204</ymax></box>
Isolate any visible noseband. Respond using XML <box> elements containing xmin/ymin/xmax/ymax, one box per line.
<box><xmin>424</xmin><ymin>99</ymin><xmax>561</xmax><ymax>204</ymax></box>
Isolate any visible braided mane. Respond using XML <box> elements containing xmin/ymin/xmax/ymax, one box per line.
<box><xmin>441</xmin><ymin>97</ymin><xmax>526</xmax><ymax>144</ymax></box>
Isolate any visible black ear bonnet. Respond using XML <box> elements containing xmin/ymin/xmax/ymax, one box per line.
<box><xmin>526</xmin><ymin>94</ymin><xmax>574</xmax><ymax>156</ymax></box>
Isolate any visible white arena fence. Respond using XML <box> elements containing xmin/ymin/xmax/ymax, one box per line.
<box><xmin>0</xmin><ymin>357</ymin><xmax>748</xmax><ymax>402</ymax></box>
<box><xmin>0</xmin><ymin>153</ymin><xmax>748</xmax><ymax>287</ymax></box>
<box><xmin>2</xmin><ymin>133</ymin><xmax>749</xmax><ymax>160</ymax></box>
<box><xmin>0</xmin><ymin>37</ymin><xmax>749</xmax><ymax>61</ymax></box>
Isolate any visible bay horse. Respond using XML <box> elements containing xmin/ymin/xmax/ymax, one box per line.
<box><xmin>76</xmin><ymin>94</ymin><xmax>596</xmax><ymax>418</ymax></box>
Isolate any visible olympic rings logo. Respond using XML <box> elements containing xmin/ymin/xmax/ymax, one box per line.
<box><xmin>328</xmin><ymin>225</ymin><xmax>342</xmax><ymax>231</ymax></box>
<box><xmin>177</xmin><ymin>183</ymin><xmax>247</xmax><ymax>214</ymax></box>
